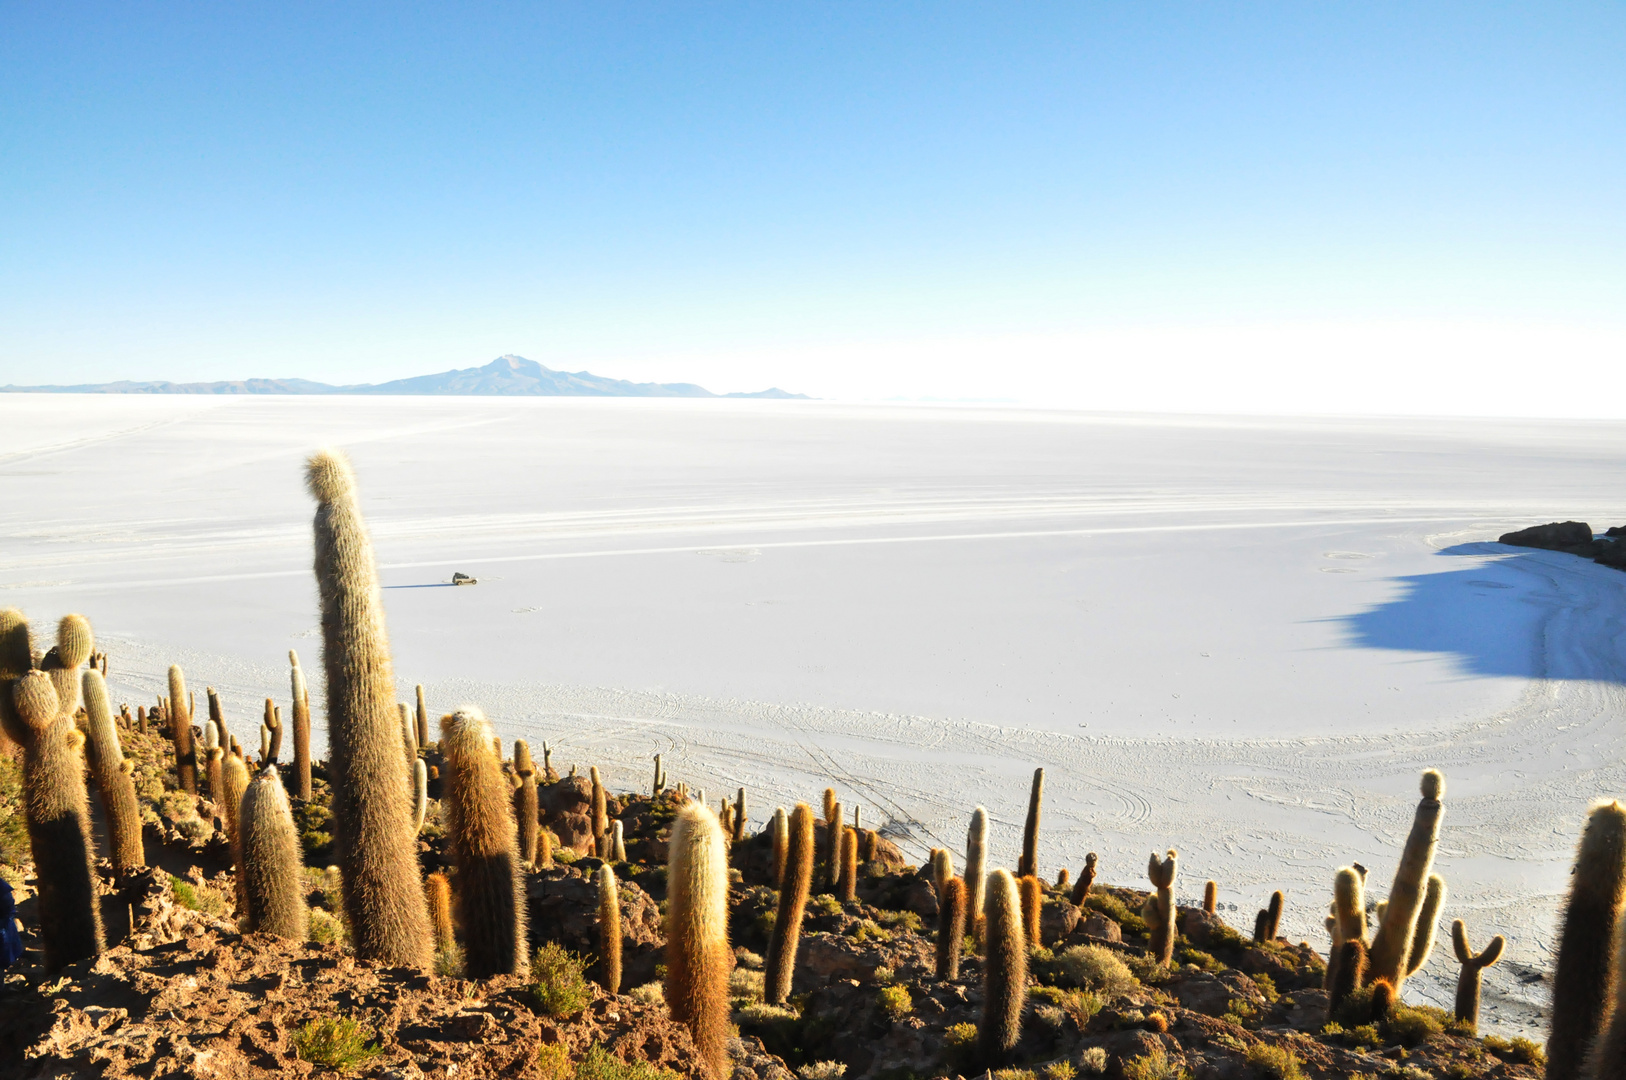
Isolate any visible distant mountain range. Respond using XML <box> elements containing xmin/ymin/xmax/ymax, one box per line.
<box><xmin>0</xmin><ymin>355</ymin><xmax>809</xmax><ymax>399</ymax></box>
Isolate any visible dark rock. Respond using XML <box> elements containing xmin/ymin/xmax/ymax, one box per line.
<box><xmin>1498</xmin><ymin>521</ymin><xmax>1595</xmax><ymax>552</ymax></box>
<box><xmin>1040</xmin><ymin>897</ymin><xmax>1081</xmax><ymax>946</ymax></box>
<box><xmin>1080</xmin><ymin>914</ymin><xmax>1122</xmax><ymax>943</ymax></box>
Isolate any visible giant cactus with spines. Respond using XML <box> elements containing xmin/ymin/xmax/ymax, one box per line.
<box><xmin>765</xmin><ymin>803</ymin><xmax>814</xmax><ymax>1005</ymax></box>
<box><xmin>240</xmin><ymin>766</ymin><xmax>309</xmax><ymax>939</ymax></box>
<box><xmin>1366</xmin><ymin>769</ymin><xmax>1444</xmax><ymax>988</ymax></box>
<box><xmin>929</xmin><ymin>847</ymin><xmax>952</xmax><ymax>901</ymax></box>
<box><xmin>82</xmin><ymin>668</ymin><xmax>145</xmax><ymax>882</ymax></box>
<box><xmin>46</xmin><ymin>614</ymin><xmax>93</xmax><ymax>718</ymax></box>
<box><xmin>5</xmin><ymin>655</ymin><xmax>105</xmax><ymax>971</ymax></box>
<box><xmin>597</xmin><ymin>863</ymin><xmax>622</xmax><ymax>995</ymax></box>
<box><xmin>769</xmin><ymin>807</ymin><xmax>788</xmax><ymax>887</ymax></box>
<box><xmin>440</xmin><ymin>707</ymin><xmax>528</xmax><ymax>978</ymax></box>
<box><xmin>1546</xmin><ymin>800</ymin><xmax>1626</xmax><ymax>1080</ymax></box>
<box><xmin>1328</xmin><ymin>939</ymin><xmax>1366</xmax><ymax>1015</ymax></box>
<box><xmin>936</xmin><ymin>875</ymin><xmax>966</xmax><ymax>981</ymax></box>
<box><xmin>665</xmin><ymin>803</ymin><xmax>732</xmax><ymax>1079</ymax></box>
<box><xmin>426</xmin><ymin>872</ymin><xmax>455</xmax><ymax>958</ymax></box>
<box><xmin>307</xmin><ymin>448</ymin><xmax>434</xmax><ymax>969</ymax></box>
<box><xmin>979</xmin><ymin>868</ymin><xmax>1027</xmax><ymax>1066</ymax></box>
<box><xmin>1019</xmin><ymin>767</ymin><xmax>1043</xmax><ymax>879</ymax></box>
<box><xmin>1449</xmin><ymin>919</ymin><xmax>1503</xmax><ymax>1034</ymax></box>
<box><xmin>966</xmin><ymin>807</ymin><xmax>989</xmax><ymax>946</ymax></box>
<box><xmin>1143</xmin><ymin>849</ymin><xmax>1177</xmax><ymax>964</ymax></box>
<box><xmin>168</xmin><ymin>664</ymin><xmax>197</xmax><ymax>793</ymax></box>
<box><xmin>1020</xmin><ymin>874</ymin><xmax>1042</xmax><ymax>949</ymax></box>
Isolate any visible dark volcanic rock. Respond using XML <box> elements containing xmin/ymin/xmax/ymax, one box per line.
<box><xmin>1498</xmin><ymin>520</ymin><xmax>1597</xmax><ymax>552</ymax></box>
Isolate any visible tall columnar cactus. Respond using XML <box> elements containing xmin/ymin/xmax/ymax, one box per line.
<box><xmin>1326</xmin><ymin>865</ymin><xmax>1368</xmax><ymax>992</ymax></box>
<box><xmin>82</xmin><ymin>669</ymin><xmax>145</xmax><ymax>882</ymax></box>
<box><xmin>652</xmin><ymin>753</ymin><xmax>665</xmax><ymax>796</ymax></box>
<box><xmin>440</xmin><ymin>707</ymin><xmax>528</xmax><ymax>978</ymax></box>
<box><xmin>1367</xmin><ymin>769</ymin><xmax>1445</xmax><ymax>988</ymax></box>
<box><xmin>1328</xmin><ymin>939</ymin><xmax>1367</xmax><ymax>1014</ymax></box>
<box><xmin>398</xmin><ymin>703</ymin><xmax>416</xmax><ymax>767</ymax></box>
<box><xmin>929</xmin><ymin>847</ymin><xmax>952</xmax><ymax>900</ymax></box>
<box><xmin>538</xmin><ymin>825</ymin><xmax>553</xmax><ymax>868</ymax></box>
<box><xmin>206</xmin><ymin>687</ymin><xmax>226</xmax><ymax>753</ymax></box>
<box><xmin>1143</xmin><ymin>849</ymin><xmax>1177</xmax><ymax>965</ymax></box>
<box><xmin>1203</xmin><ymin>880</ymin><xmax>1217</xmax><ymax>914</ymax></box>
<box><xmin>980</xmin><ymin>868</ymin><xmax>1027</xmax><ymax>1067</ymax></box>
<box><xmin>966</xmin><ymin>807</ymin><xmax>989</xmax><ymax>943</ymax></box>
<box><xmin>1405</xmin><ymin>874</ymin><xmax>1446</xmax><ymax>975</ymax></box>
<box><xmin>426</xmin><ymin>872</ymin><xmax>456</xmax><ymax>959</ymax></box>
<box><xmin>733</xmin><ymin>786</ymin><xmax>747</xmax><ymax>844</ymax></box>
<box><xmin>514</xmin><ymin>740</ymin><xmax>538</xmax><ymax>866</ymax></box>
<box><xmin>5</xmin><ymin>663</ymin><xmax>106</xmax><ymax>971</ymax></box>
<box><xmin>1546</xmin><ymin>800</ymin><xmax>1626</xmax><ymax>1080</ymax></box>
<box><xmin>307</xmin><ymin>448</ymin><xmax>434</xmax><ymax>969</ymax></box>
<box><xmin>168</xmin><ymin>664</ymin><xmax>197</xmax><ymax>794</ymax></box>
<box><xmin>1068</xmin><ymin>852</ymin><xmax>1097</xmax><ymax>906</ymax></box>
<box><xmin>47</xmin><ymin>614</ymin><xmax>93</xmax><ymax>718</ymax></box>
<box><xmin>240</xmin><ymin>766</ymin><xmax>310</xmax><ymax>939</ymax></box>
<box><xmin>0</xmin><ymin>608</ymin><xmax>28</xmax><ymax>757</ymax></box>
<box><xmin>1254</xmin><ymin>890</ymin><xmax>1283</xmax><ymax>943</ymax></box>
<box><xmin>1449</xmin><ymin>919</ymin><xmax>1503</xmax><ymax>1034</ymax></box>
<box><xmin>414</xmin><ymin>684</ymin><xmax>429</xmax><ymax>748</ymax></box>
<box><xmin>765</xmin><ymin>803</ymin><xmax>815</xmax><ymax>1006</ymax></box>
<box><xmin>590</xmin><ymin>766</ymin><xmax>608</xmax><ymax>858</ymax></box>
<box><xmin>412</xmin><ymin>758</ymin><xmax>429</xmax><ymax>832</ymax></box>
<box><xmin>825</xmin><ymin>800</ymin><xmax>843</xmax><ymax>891</ymax></box>
<box><xmin>666</xmin><ymin>803</ymin><xmax>732</xmax><ymax>1079</ymax></box>
<box><xmin>861</xmin><ymin>830</ymin><xmax>878</xmax><ymax>863</ymax></box>
<box><xmin>220</xmin><ymin>751</ymin><xmax>250</xmax><ymax>914</ymax></box>
<box><xmin>1019</xmin><ymin>874</ymin><xmax>1042</xmax><ymax>949</ymax></box>
<box><xmin>937</xmin><ymin>875</ymin><xmax>966</xmax><ymax>981</ymax></box>
<box><xmin>598</xmin><ymin>862</ymin><xmax>622</xmax><ymax>995</ymax></box>
<box><xmin>611</xmin><ymin>820</ymin><xmax>627</xmax><ymax>863</ymax></box>
<box><xmin>1019</xmin><ymin>767</ymin><xmax>1043</xmax><ymax>879</ymax></box>
<box><xmin>202</xmin><ymin>722</ymin><xmax>224</xmax><ymax>803</ymax></box>
<box><xmin>770</xmin><ymin>807</ymin><xmax>788</xmax><ymax>887</ymax></box>
<box><xmin>838</xmin><ymin>827</ymin><xmax>858</xmax><ymax>902</ymax></box>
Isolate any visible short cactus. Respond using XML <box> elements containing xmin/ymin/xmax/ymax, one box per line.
<box><xmin>1019</xmin><ymin>767</ymin><xmax>1043</xmax><ymax>879</ymax></box>
<box><xmin>1253</xmin><ymin>890</ymin><xmax>1283</xmax><ymax>943</ymax></box>
<box><xmin>1143</xmin><ymin>849</ymin><xmax>1177</xmax><ymax>965</ymax></box>
<box><xmin>769</xmin><ymin>807</ymin><xmax>788</xmax><ymax>886</ymax></box>
<box><xmin>426</xmin><ymin>872</ymin><xmax>455</xmax><ymax>958</ymax></box>
<box><xmin>1019</xmin><ymin>874</ymin><xmax>1042</xmax><ymax>949</ymax></box>
<box><xmin>1325</xmin><ymin>866</ymin><xmax>1368</xmax><ymax>992</ymax></box>
<box><xmin>597</xmin><ymin>862</ymin><xmax>622</xmax><ymax>995</ymax></box>
<box><xmin>82</xmin><ymin>669</ymin><xmax>145</xmax><ymax>882</ymax></box>
<box><xmin>1203</xmin><ymin>880</ymin><xmax>1217</xmax><ymax>914</ymax></box>
<box><xmin>1067</xmin><ymin>852</ymin><xmax>1097</xmax><ymax>906</ymax></box>
<box><xmin>240</xmin><ymin>766</ymin><xmax>310</xmax><ymax>939</ymax></box>
<box><xmin>590</xmin><ymin>766</ymin><xmax>608</xmax><ymax>858</ymax></box>
<box><xmin>1449</xmin><ymin>919</ymin><xmax>1503</xmax><ymax>1033</ymax></box>
<box><xmin>665</xmin><ymin>803</ymin><xmax>732</xmax><ymax>1079</ymax></box>
<box><xmin>1367</xmin><ymin>769</ymin><xmax>1444</xmax><ymax>988</ymax></box>
<box><xmin>414</xmin><ymin>684</ymin><xmax>429</xmax><ymax>748</ymax></box>
<box><xmin>1328</xmin><ymin>939</ymin><xmax>1366</xmax><ymax>1014</ymax></box>
<box><xmin>440</xmin><ymin>707</ymin><xmax>528</xmax><ymax>978</ymax></box>
<box><xmin>838</xmin><ymin>826</ymin><xmax>858</xmax><ymax>902</ymax></box>
<box><xmin>979</xmin><ymin>868</ymin><xmax>1027</xmax><ymax>1066</ymax></box>
<box><xmin>1546</xmin><ymin>800</ymin><xmax>1626</xmax><ymax>1080</ymax></box>
<box><xmin>765</xmin><ymin>803</ymin><xmax>815</xmax><ymax>1005</ymax></box>
<box><xmin>168</xmin><ymin>664</ymin><xmax>197</xmax><ymax>794</ymax></box>
<box><xmin>936</xmin><ymin>875</ymin><xmax>966</xmax><ymax>981</ymax></box>
<box><xmin>611</xmin><ymin>819</ymin><xmax>626</xmax><ymax>863</ymax></box>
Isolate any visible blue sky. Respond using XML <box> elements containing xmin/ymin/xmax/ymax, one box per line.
<box><xmin>3</xmin><ymin>3</ymin><xmax>1623</xmax><ymax>411</ymax></box>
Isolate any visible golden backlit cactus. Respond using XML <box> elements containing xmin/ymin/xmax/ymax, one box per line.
<box><xmin>966</xmin><ymin>806</ymin><xmax>989</xmax><ymax>947</ymax></box>
<box><xmin>765</xmin><ymin>802</ymin><xmax>815</xmax><ymax>1006</ymax></box>
<box><xmin>1325</xmin><ymin>865</ymin><xmax>1368</xmax><ymax>993</ymax></box>
<box><xmin>929</xmin><ymin>847</ymin><xmax>952</xmax><ymax>901</ymax></box>
<box><xmin>838</xmin><ymin>826</ymin><xmax>858</xmax><ymax>902</ymax></box>
<box><xmin>980</xmin><ymin>868</ymin><xmax>1027</xmax><ymax>1067</ymax></box>
<box><xmin>769</xmin><ymin>806</ymin><xmax>788</xmax><ymax>887</ymax></box>
<box><xmin>590</xmin><ymin>765</ymin><xmax>608</xmax><ymax>858</ymax></box>
<box><xmin>426</xmin><ymin>873</ymin><xmax>456</xmax><ymax>959</ymax></box>
<box><xmin>307</xmin><ymin>448</ymin><xmax>433</xmax><ymax>969</ymax></box>
<box><xmin>47</xmin><ymin>614</ymin><xmax>93</xmax><ymax>719</ymax></box>
<box><xmin>1203</xmin><ymin>879</ymin><xmax>1217</xmax><ymax>914</ymax></box>
<box><xmin>1019</xmin><ymin>767</ymin><xmax>1043</xmax><ymax>879</ymax></box>
<box><xmin>168</xmin><ymin>664</ymin><xmax>197</xmax><ymax>794</ymax></box>
<box><xmin>414</xmin><ymin>684</ymin><xmax>429</xmax><ymax>748</ymax></box>
<box><xmin>1547</xmin><ymin>800</ymin><xmax>1626</xmax><ymax>1080</ymax></box>
<box><xmin>82</xmin><ymin>669</ymin><xmax>145</xmax><ymax>882</ymax></box>
<box><xmin>597</xmin><ymin>863</ymin><xmax>622</xmax><ymax>995</ymax></box>
<box><xmin>1143</xmin><ymin>849</ymin><xmax>1177</xmax><ymax>965</ymax></box>
<box><xmin>1019</xmin><ymin>874</ymin><xmax>1042</xmax><ymax>949</ymax></box>
<box><xmin>1405</xmin><ymin>874</ymin><xmax>1446</xmax><ymax>975</ymax></box>
<box><xmin>1367</xmin><ymin>769</ymin><xmax>1444</xmax><ymax>988</ymax></box>
<box><xmin>240</xmin><ymin>766</ymin><xmax>309</xmax><ymax>940</ymax></box>
<box><xmin>936</xmin><ymin>875</ymin><xmax>966</xmax><ymax>981</ymax></box>
<box><xmin>440</xmin><ymin>706</ymin><xmax>528</xmax><ymax>978</ymax></box>
<box><xmin>221</xmin><ymin>751</ymin><xmax>250</xmax><ymax>915</ymax></box>
<box><xmin>514</xmin><ymin>739</ymin><xmax>538</xmax><ymax>866</ymax></box>
<box><xmin>665</xmin><ymin>803</ymin><xmax>732</xmax><ymax>1079</ymax></box>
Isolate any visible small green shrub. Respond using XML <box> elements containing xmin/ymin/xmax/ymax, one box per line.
<box><xmin>574</xmin><ymin>1044</ymin><xmax>682</xmax><ymax>1080</ymax></box>
<box><xmin>555</xmin><ymin>846</ymin><xmax>579</xmax><ymax>864</ymax></box>
<box><xmin>811</xmin><ymin>894</ymin><xmax>842</xmax><ymax>916</ymax></box>
<box><xmin>1078</xmin><ymin>1048</ymin><xmax>1108</xmax><ymax>1075</ymax></box>
<box><xmin>798</xmin><ymin>1064</ymin><xmax>847</xmax><ymax>1080</ymax></box>
<box><xmin>292</xmin><ymin>1016</ymin><xmax>382</xmax><ymax>1071</ymax></box>
<box><xmin>876</xmin><ymin>984</ymin><xmax>912</xmax><ymax>1020</ymax></box>
<box><xmin>944</xmin><ymin>1021</ymin><xmax>977</xmax><ymax>1046</ymax></box>
<box><xmin>1387</xmin><ymin>1004</ymin><xmax>1444</xmax><ymax>1046</ymax></box>
<box><xmin>991</xmin><ymin>1070</ymin><xmax>1036</xmax><ymax>1080</ymax></box>
<box><xmin>1050</xmin><ymin>945</ymin><xmax>1137</xmax><ymax>997</ymax></box>
<box><xmin>531</xmin><ymin>942</ymin><xmax>593</xmax><ymax>1017</ymax></box>
<box><xmin>1043</xmin><ymin>1064</ymin><xmax>1077</xmax><ymax>1080</ymax></box>
<box><xmin>1251</xmin><ymin>971</ymin><xmax>1279</xmax><ymax>1002</ymax></box>
<box><xmin>169</xmin><ymin>875</ymin><xmax>227</xmax><ymax>916</ymax></box>
<box><xmin>536</xmin><ymin>1042</ymin><xmax>572</xmax><ymax>1080</ymax></box>
<box><xmin>1177</xmin><ymin>947</ymin><xmax>1221</xmax><ymax>972</ymax></box>
<box><xmin>1121</xmin><ymin>1046</ymin><xmax>1190</xmax><ymax>1080</ymax></box>
<box><xmin>1482</xmin><ymin>1036</ymin><xmax>1544</xmax><ymax>1066</ymax></box>
<box><xmin>730</xmin><ymin>967</ymin><xmax>765</xmax><ymax>1002</ymax></box>
<box><xmin>1245</xmin><ymin>1044</ymin><xmax>1303</xmax><ymax>1080</ymax></box>
<box><xmin>309</xmin><ymin>906</ymin><xmax>349</xmax><ymax>947</ymax></box>
<box><xmin>876</xmin><ymin>909</ymin><xmax>922</xmax><ymax>932</ymax></box>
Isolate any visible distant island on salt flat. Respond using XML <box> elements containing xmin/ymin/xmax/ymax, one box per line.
<box><xmin>0</xmin><ymin>353</ymin><xmax>809</xmax><ymax>400</ymax></box>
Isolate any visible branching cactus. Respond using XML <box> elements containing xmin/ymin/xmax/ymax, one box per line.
<box><xmin>966</xmin><ymin>807</ymin><xmax>989</xmax><ymax>946</ymax></box>
<box><xmin>46</xmin><ymin>614</ymin><xmax>93</xmax><ymax>718</ymax></box>
<box><xmin>1019</xmin><ymin>874</ymin><xmax>1042</xmax><ymax>949</ymax></box>
<box><xmin>240</xmin><ymin>766</ymin><xmax>310</xmax><ymax>939</ymax></box>
<box><xmin>665</xmin><ymin>803</ymin><xmax>732</xmax><ymax>1080</ymax></box>
<box><xmin>1449</xmin><ymin>919</ymin><xmax>1503</xmax><ymax>1034</ymax></box>
<box><xmin>1325</xmin><ymin>866</ymin><xmax>1368</xmax><ymax>992</ymax></box>
<box><xmin>82</xmin><ymin>669</ymin><xmax>145</xmax><ymax>882</ymax></box>
<box><xmin>307</xmin><ymin>448</ymin><xmax>434</xmax><ymax>969</ymax></box>
<box><xmin>765</xmin><ymin>803</ymin><xmax>815</xmax><ymax>1005</ymax></box>
<box><xmin>598</xmin><ymin>863</ymin><xmax>622</xmax><ymax>995</ymax></box>
<box><xmin>441</xmin><ymin>706</ymin><xmax>528</xmax><ymax>978</ymax></box>
<box><xmin>1367</xmin><ymin>769</ymin><xmax>1445</xmax><ymax>988</ymax></box>
<box><xmin>936</xmin><ymin>875</ymin><xmax>966</xmax><ymax>981</ymax></box>
<box><xmin>5</xmin><ymin>664</ymin><xmax>105</xmax><ymax>971</ymax></box>
<box><xmin>168</xmin><ymin>664</ymin><xmax>197</xmax><ymax>794</ymax></box>
<box><xmin>980</xmin><ymin>868</ymin><xmax>1027</xmax><ymax>1067</ymax></box>
<box><xmin>769</xmin><ymin>807</ymin><xmax>788</xmax><ymax>887</ymax></box>
<box><xmin>1068</xmin><ymin>852</ymin><xmax>1097</xmax><ymax>906</ymax></box>
<box><xmin>1547</xmin><ymin>800</ymin><xmax>1626</xmax><ymax>1080</ymax></box>
<box><xmin>1143</xmin><ymin>849</ymin><xmax>1177</xmax><ymax>965</ymax></box>
<box><xmin>1405</xmin><ymin>874</ymin><xmax>1446</xmax><ymax>975</ymax></box>
<box><xmin>1019</xmin><ymin>768</ymin><xmax>1044</xmax><ymax>879</ymax></box>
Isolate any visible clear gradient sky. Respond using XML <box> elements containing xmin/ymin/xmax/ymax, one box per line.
<box><xmin>3</xmin><ymin>4</ymin><xmax>1623</xmax><ymax>413</ymax></box>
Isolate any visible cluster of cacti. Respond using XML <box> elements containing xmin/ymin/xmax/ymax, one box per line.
<box><xmin>1252</xmin><ymin>890</ymin><xmax>1282</xmax><ymax>943</ymax></box>
<box><xmin>440</xmin><ymin>707</ymin><xmax>528</xmax><ymax>978</ymax></box>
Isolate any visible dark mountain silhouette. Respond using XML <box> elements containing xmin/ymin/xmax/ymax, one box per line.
<box><xmin>0</xmin><ymin>355</ymin><xmax>809</xmax><ymax>399</ymax></box>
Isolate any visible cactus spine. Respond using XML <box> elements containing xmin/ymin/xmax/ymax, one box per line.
<box><xmin>240</xmin><ymin>766</ymin><xmax>309</xmax><ymax>939</ymax></box>
<box><xmin>1449</xmin><ymin>919</ymin><xmax>1502</xmax><ymax>1034</ymax></box>
<box><xmin>1546</xmin><ymin>800</ymin><xmax>1626</xmax><ymax>1080</ymax></box>
<box><xmin>168</xmin><ymin>664</ymin><xmax>197</xmax><ymax>794</ymax></box>
<box><xmin>1019</xmin><ymin>874</ymin><xmax>1042</xmax><ymax>949</ymax></box>
<box><xmin>1067</xmin><ymin>852</ymin><xmax>1097</xmax><ymax>906</ymax></box>
<box><xmin>1366</xmin><ymin>769</ymin><xmax>1444</xmax><ymax>988</ymax></box>
<box><xmin>980</xmin><ymin>868</ymin><xmax>1027</xmax><ymax>1066</ymax></box>
<box><xmin>514</xmin><ymin>740</ymin><xmax>538</xmax><ymax>866</ymax></box>
<box><xmin>426</xmin><ymin>872</ymin><xmax>455</xmax><ymax>958</ymax></box>
<box><xmin>6</xmin><ymin>663</ymin><xmax>105</xmax><ymax>971</ymax></box>
<box><xmin>966</xmin><ymin>806</ymin><xmax>989</xmax><ymax>946</ymax></box>
<box><xmin>765</xmin><ymin>802</ymin><xmax>815</xmax><ymax>1006</ymax></box>
<box><xmin>307</xmin><ymin>448</ymin><xmax>433</xmax><ymax>969</ymax></box>
<box><xmin>838</xmin><ymin>826</ymin><xmax>858</xmax><ymax>902</ymax></box>
<box><xmin>1144</xmin><ymin>849</ymin><xmax>1177</xmax><ymax>965</ymax></box>
<box><xmin>1203</xmin><ymin>880</ymin><xmax>1217</xmax><ymax>914</ymax></box>
<box><xmin>936</xmin><ymin>875</ymin><xmax>966</xmax><ymax>981</ymax></box>
<box><xmin>1018</xmin><ymin>767</ymin><xmax>1043</xmax><ymax>879</ymax></box>
<box><xmin>82</xmin><ymin>669</ymin><xmax>145</xmax><ymax>882</ymax></box>
<box><xmin>440</xmin><ymin>707</ymin><xmax>528</xmax><ymax>978</ymax></box>
<box><xmin>665</xmin><ymin>802</ymin><xmax>732</xmax><ymax>1080</ymax></box>
<box><xmin>1405</xmin><ymin>873</ymin><xmax>1446</xmax><ymax>975</ymax></box>
<box><xmin>770</xmin><ymin>807</ymin><xmax>788</xmax><ymax>887</ymax></box>
<box><xmin>598</xmin><ymin>862</ymin><xmax>622</xmax><ymax>995</ymax></box>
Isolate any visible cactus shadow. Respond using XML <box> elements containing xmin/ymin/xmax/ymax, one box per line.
<box><xmin>381</xmin><ymin>583</ymin><xmax>457</xmax><ymax>589</ymax></box>
<box><xmin>1337</xmin><ymin>542</ymin><xmax>1626</xmax><ymax>683</ymax></box>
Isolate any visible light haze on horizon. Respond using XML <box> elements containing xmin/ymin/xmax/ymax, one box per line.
<box><xmin>3</xmin><ymin>4</ymin><xmax>1623</xmax><ymax>415</ymax></box>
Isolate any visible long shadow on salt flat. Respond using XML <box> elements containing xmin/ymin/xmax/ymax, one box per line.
<box><xmin>1338</xmin><ymin>542</ymin><xmax>1626</xmax><ymax>684</ymax></box>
